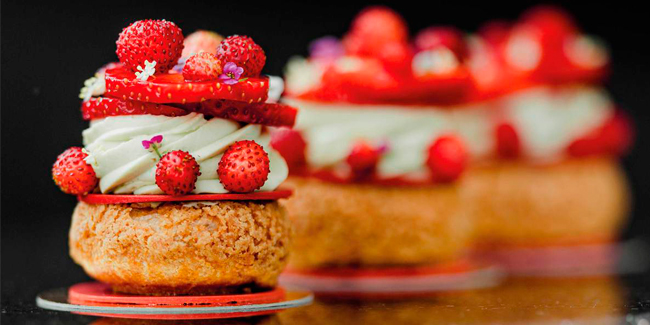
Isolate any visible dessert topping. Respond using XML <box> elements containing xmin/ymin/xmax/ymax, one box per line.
<box><xmin>182</xmin><ymin>30</ymin><xmax>224</xmax><ymax>58</ymax></box>
<box><xmin>216</xmin><ymin>35</ymin><xmax>266</xmax><ymax>77</ymax></box>
<box><xmin>270</xmin><ymin>128</ymin><xmax>307</xmax><ymax>169</ymax></box>
<box><xmin>182</xmin><ymin>99</ymin><xmax>297</xmax><ymax>127</ymax></box>
<box><xmin>343</xmin><ymin>6</ymin><xmax>408</xmax><ymax>57</ymax></box>
<box><xmin>218</xmin><ymin>140</ymin><xmax>270</xmax><ymax>193</ymax></box>
<box><xmin>52</xmin><ymin>147</ymin><xmax>99</xmax><ymax>195</ymax></box>
<box><xmin>182</xmin><ymin>52</ymin><xmax>223</xmax><ymax>82</ymax></box>
<box><xmin>155</xmin><ymin>150</ymin><xmax>201</xmax><ymax>196</ymax></box>
<box><xmin>104</xmin><ymin>65</ymin><xmax>269</xmax><ymax>104</ymax></box>
<box><xmin>116</xmin><ymin>19</ymin><xmax>184</xmax><ymax>74</ymax></box>
<box><xmin>219</xmin><ymin>62</ymin><xmax>245</xmax><ymax>85</ymax></box>
<box><xmin>426</xmin><ymin>135</ymin><xmax>468</xmax><ymax>182</ymax></box>
<box><xmin>495</xmin><ymin>122</ymin><xmax>521</xmax><ymax>158</ymax></box>
<box><xmin>346</xmin><ymin>140</ymin><xmax>383</xmax><ymax>177</ymax></box>
<box><xmin>81</xmin><ymin>97</ymin><xmax>188</xmax><ymax>120</ymax></box>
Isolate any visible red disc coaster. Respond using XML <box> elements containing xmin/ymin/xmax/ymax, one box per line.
<box><xmin>68</xmin><ymin>282</ymin><xmax>286</xmax><ymax>307</ymax></box>
<box><xmin>79</xmin><ymin>189</ymin><xmax>292</xmax><ymax>204</ymax></box>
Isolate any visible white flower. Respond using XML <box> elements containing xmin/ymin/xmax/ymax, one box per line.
<box><xmin>412</xmin><ymin>48</ymin><xmax>459</xmax><ymax>76</ymax></box>
<box><xmin>135</xmin><ymin>60</ymin><xmax>157</xmax><ymax>81</ymax></box>
<box><xmin>78</xmin><ymin>73</ymin><xmax>106</xmax><ymax>101</ymax></box>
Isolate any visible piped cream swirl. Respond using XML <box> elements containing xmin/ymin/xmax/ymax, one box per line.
<box><xmin>82</xmin><ymin>113</ymin><xmax>288</xmax><ymax>194</ymax></box>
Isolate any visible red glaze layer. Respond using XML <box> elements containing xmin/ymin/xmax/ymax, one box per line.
<box><xmin>79</xmin><ymin>190</ymin><xmax>292</xmax><ymax>204</ymax></box>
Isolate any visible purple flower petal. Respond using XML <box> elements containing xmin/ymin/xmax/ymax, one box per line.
<box><xmin>234</xmin><ymin>67</ymin><xmax>244</xmax><ymax>79</ymax></box>
<box><xmin>222</xmin><ymin>78</ymin><xmax>239</xmax><ymax>85</ymax></box>
<box><xmin>142</xmin><ymin>140</ymin><xmax>151</xmax><ymax>149</ymax></box>
<box><xmin>223</xmin><ymin>62</ymin><xmax>237</xmax><ymax>74</ymax></box>
<box><xmin>151</xmin><ymin>135</ymin><xmax>163</xmax><ymax>144</ymax></box>
<box><xmin>309</xmin><ymin>36</ymin><xmax>344</xmax><ymax>60</ymax></box>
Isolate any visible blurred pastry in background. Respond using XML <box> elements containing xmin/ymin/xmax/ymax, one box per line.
<box><xmin>276</xmin><ymin>7</ymin><xmax>473</xmax><ymax>271</ymax></box>
<box><xmin>462</xmin><ymin>6</ymin><xmax>633</xmax><ymax>267</ymax></box>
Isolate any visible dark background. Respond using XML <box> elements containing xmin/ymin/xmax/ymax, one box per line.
<box><xmin>1</xmin><ymin>0</ymin><xmax>649</xmax><ymax>309</ymax></box>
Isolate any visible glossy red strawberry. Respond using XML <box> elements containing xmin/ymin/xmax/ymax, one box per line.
<box><xmin>182</xmin><ymin>52</ymin><xmax>223</xmax><ymax>81</ymax></box>
<box><xmin>270</xmin><ymin>127</ymin><xmax>307</xmax><ymax>169</ymax></box>
<box><xmin>346</xmin><ymin>141</ymin><xmax>381</xmax><ymax>176</ymax></box>
<box><xmin>182</xmin><ymin>30</ymin><xmax>224</xmax><ymax>57</ymax></box>
<box><xmin>426</xmin><ymin>135</ymin><xmax>468</xmax><ymax>182</ymax></box>
<box><xmin>81</xmin><ymin>97</ymin><xmax>188</xmax><ymax>120</ymax></box>
<box><xmin>104</xmin><ymin>65</ymin><xmax>269</xmax><ymax>104</ymax></box>
<box><xmin>182</xmin><ymin>99</ymin><xmax>297</xmax><ymax>127</ymax></box>
<box><xmin>155</xmin><ymin>150</ymin><xmax>201</xmax><ymax>196</ymax></box>
<box><xmin>415</xmin><ymin>27</ymin><xmax>469</xmax><ymax>62</ymax></box>
<box><xmin>343</xmin><ymin>6</ymin><xmax>408</xmax><ymax>57</ymax></box>
<box><xmin>216</xmin><ymin>35</ymin><xmax>266</xmax><ymax>77</ymax></box>
<box><xmin>218</xmin><ymin>140</ymin><xmax>270</xmax><ymax>193</ymax></box>
<box><xmin>495</xmin><ymin>122</ymin><xmax>521</xmax><ymax>158</ymax></box>
<box><xmin>116</xmin><ymin>19</ymin><xmax>184</xmax><ymax>73</ymax></box>
<box><xmin>52</xmin><ymin>147</ymin><xmax>98</xmax><ymax>195</ymax></box>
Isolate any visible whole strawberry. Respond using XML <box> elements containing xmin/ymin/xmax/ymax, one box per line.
<box><xmin>52</xmin><ymin>147</ymin><xmax>98</xmax><ymax>195</ymax></box>
<box><xmin>218</xmin><ymin>140</ymin><xmax>270</xmax><ymax>193</ymax></box>
<box><xmin>216</xmin><ymin>35</ymin><xmax>266</xmax><ymax>77</ymax></box>
<box><xmin>182</xmin><ymin>52</ymin><xmax>223</xmax><ymax>81</ymax></box>
<box><xmin>270</xmin><ymin>127</ymin><xmax>307</xmax><ymax>169</ymax></box>
<box><xmin>116</xmin><ymin>19</ymin><xmax>184</xmax><ymax>74</ymax></box>
<box><xmin>343</xmin><ymin>6</ymin><xmax>408</xmax><ymax>57</ymax></box>
<box><xmin>426</xmin><ymin>135</ymin><xmax>468</xmax><ymax>183</ymax></box>
<box><xmin>346</xmin><ymin>141</ymin><xmax>381</xmax><ymax>176</ymax></box>
<box><xmin>182</xmin><ymin>30</ymin><xmax>224</xmax><ymax>57</ymax></box>
<box><xmin>155</xmin><ymin>150</ymin><xmax>201</xmax><ymax>196</ymax></box>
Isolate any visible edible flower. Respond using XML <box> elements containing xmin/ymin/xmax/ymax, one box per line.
<box><xmin>142</xmin><ymin>135</ymin><xmax>163</xmax><ymax>158</ymax></box>
<box><xmin>135</xmin><ymin>60</ymin><xmax>157</xmax><ymax>81</ymax></box>
<box><xmin>309</xmin><ymin>36</ymin><xmax>344</xmax><ymax>61</ymax></box>
<box><xmin>79</xmin><ymin>74</ymin><xmax>105</xmax><ymax>101</ymax></box>
<box><xmin>219</xmin><ymin>62</ymin><xmax>244</xmax><ymax>85</ymax></box>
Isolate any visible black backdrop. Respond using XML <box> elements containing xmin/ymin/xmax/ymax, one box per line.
<box><xmin>2</xmin><ymin>0</ymin><xmax>649</xmax><ymax>304</ymax></box>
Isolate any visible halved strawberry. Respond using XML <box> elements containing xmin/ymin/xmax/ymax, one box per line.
<box><xmin>104</xmin><ymin>65</ymin><xmax>269</xmax><ymax>104</ymax></box>
<box><xmin>81</xmin><ymin>97</ymin><xmax>188</xmax><ymax>120</ymax></box>
<box><xmin>182</xmin><ymin>99</ymin><xmax>297</xmax><ymax>127</ymax></box>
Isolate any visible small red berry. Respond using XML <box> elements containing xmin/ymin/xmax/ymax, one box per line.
<box><xmin>155</xmin><ymin>150</ymin><xmax>201</xmax><ymax>196</ymax></box>
<box><xmin>52</xmin><ymin>147</ymin><xmax>98</xmax><ymax>195</ymax></box>
<box><xmin>218</xmin><ymin>140</ymin><xmax>270</xmax><ymax>193</ymax></box>
<box><xmin>116</xmin><ymin>19</ymin><xmax>184</xmax><ymax>73</ymax></box>
<box><xmin>270</xmin><ymin>127</ymin><xmax>307</xmax><ymax>169</ymax></box>
<box><xmin>216</xmin><ymin>35</ymin><xmax>266</xmax><ymax>77</ymax></box>
<box><xmin>426</xmin><ymin>135</ymin><xmax>468</xmax><ymax>182</ymax></box>
<box><xmin>495</xmin><ymin>122</ymin><xmax>521</xmax><ymax>158</ymax></box>
<box><xmin>568</xmin><ymin>110</ymin><xmax>634</xmax><ymax>157</ymax></box>
<box><xmin>182</xmin><ymin>52</ymin><xmax>223</xmax><ymax>82</ymax></box>
<box><xmin>414</xmin><ymin>27</ymin><xmax>469</xmax><ymax>62</ymax></box>
<box><xmin>182</xmin><ymin>30</ymin><xmax>224</xmax><ymax>58</ymax></box>
<box><xmin>346</xmin><ymin>141</ymin><xmax>381</xmax><ymax>176</ymax></box>
<box><xmin>343</xmin><ymin>6</ymin><xmax>408</xmax><ymax>57</ymax></box>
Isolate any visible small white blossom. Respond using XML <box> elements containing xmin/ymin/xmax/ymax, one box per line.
<box><xmin>79</xmin><ymin>73</ymin><xmax>106</xmax><ymax>101</ymax></box>
<box><xmin>135</xmin><ymin>60</ymin><xmax>157</xmax><ymax>81</ymax></box>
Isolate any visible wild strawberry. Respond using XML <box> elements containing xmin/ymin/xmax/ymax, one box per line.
<box><xmin>495</xmin><ymin>122</ymin><xmax>521</xmax><ymax>158</ymax></box>
<box><xmin>218</xmin><ymin>140</ymin><xmax>270</xmax><ymax>193</ymax></box>
<box><xmin>414</xmin><ymin>27</ymin><xmax>469</xmax><ymax>62</ymax></box>
<box><xmin>182</xmin><ymin>52</ymin><xmax>223</xmax><ymax>82</ymax></box>
<box><xmin>216</xmin><ymin>35</ymin><xmax>266</xmax><ymax>77</ymax></box>
<box><xmin>568</xmin><ymin>111</ymin><xmax>634</xmax><ymax>157</ymax></box>
<box><xmin>343</xmin><ymin>6</ymin><xmax>408</xmax><ymax>57</ymax></box>
<box><xmin>116</xmin><ymin>19</ymin><xmax>184</xmax><ymax>74</ymax></box>
<box><xmin>52</xmin><ymin>147</ymin><xmax>98</xmax><ymax>195</ymax></box>
<box><xmin>426</xmin><ymin>135</ymin><xmax>468</xmax><ymax>182</ymax></box>
<box><xmin>182</xmin><ymin>30</ymin><xmax>224</xmax><ymax>58</ymax></box>
<box><xmin>155</xmin><ymin>150</ymin><xmax>201</xmax><ymax>196</ymax></box>
<box><xmin>346</xmin><ymin>141</ymin><xmax>382</xmax><ymax>176</ymax></box>
<box><xmin>270</xmin><ymin>127</ymin><xmax>307</xmax><ymax>168</ymax></box>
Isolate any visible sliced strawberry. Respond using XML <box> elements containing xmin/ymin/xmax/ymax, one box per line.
<box><xmin>182</xmin><ymin>99</ymin><xmax>297</xmax><ymax>127</ymax></box>
<box><xmin>81</xmin><ymin>97</ymin><xmax>188</xmax><ymax>120</ymax></box>
<box><xmin>104</xmin><ymin>65</ymin><xmax>269</xmax><ymax>104</ymax></box>
<box><xmin>79</xmin><ymin>189</ymin><xmax>292</xmax><ymax>204</ymax></box>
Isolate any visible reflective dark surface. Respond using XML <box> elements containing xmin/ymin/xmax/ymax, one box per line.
<box><xmin>3</xmin><ymin>271</ymin><xmax>650</xmax><ymax>324</ymax></box>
